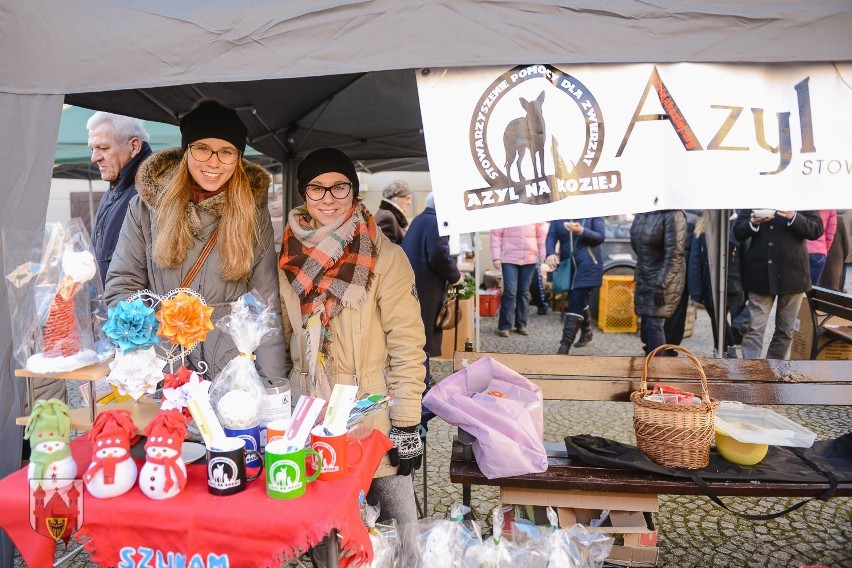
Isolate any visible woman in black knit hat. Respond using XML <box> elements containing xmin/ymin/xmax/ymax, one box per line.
<box><xmin>104</xmin><ymin>99</ymin><xmax>286</xmax><ymax>380</ymax></box>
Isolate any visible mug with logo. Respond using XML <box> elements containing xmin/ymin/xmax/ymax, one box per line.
<box><xmin>310</xmin><ymin>425</ymin><xmax>364</xmax><ymax>482</ymax></box>
<box><xmin>265</xmin><ymin>440</ymin><xmax>322</xmax><ymax>500</ymax></box>
<box><xmin>206</xmin><ymin>437</ymin><xmax>264</xmax><ymax>496</ymax></box>
<box><xmin>264</xmin><ymin>419</ymin><xmax>288</xmax><ymax>448</ymax></box>
<box><xmin>224</xmin><ymin>425</ymin><xmax>262</xmax><ymax>468</ymax></box>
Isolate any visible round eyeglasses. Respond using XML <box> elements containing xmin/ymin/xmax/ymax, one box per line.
<box><xmin>304</xmin><ymin>182</ymin><xmax>353</xmax><ymax>201</ymax></box>
<box><xmin>188</xmin><ymin>144</ymin><xmax>240</xmax><ymax>165</ymax></box>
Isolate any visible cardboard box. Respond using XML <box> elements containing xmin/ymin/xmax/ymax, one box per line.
<box><xmin>607</xmin><ymin>545</ymin><xmax>660</xmax><ymax>567</ymax></box>
<box><xmin>438</xmin><ymin>297</ymin><xmax>473</xmax><ymax>358</ymax></box>
<box><xmin>500</xmin><ymin>487</ymin><xmax>659</xmax><ymax>512</ymax></box>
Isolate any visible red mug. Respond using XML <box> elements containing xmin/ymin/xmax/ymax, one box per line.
<box><xmin>310</xmin><ymin>425</ymin><xmax>363</xmax><ymax>481</ymax></box>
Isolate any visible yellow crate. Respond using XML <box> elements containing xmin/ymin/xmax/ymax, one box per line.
<box><xmin>599</xmin><ymin>275</ymin><xmax>638</xmax><ymax>333</ymax></box>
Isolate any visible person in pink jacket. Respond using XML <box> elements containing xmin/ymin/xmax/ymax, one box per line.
<box><xmin>806</xmin><ymin>210</ymin><xmax>837</xmax><ymax>285</ymax></box>
<box><xmin>490</xmin><ymin>223</ymin><xmax>548</xmax><ymax>336</ymax></box>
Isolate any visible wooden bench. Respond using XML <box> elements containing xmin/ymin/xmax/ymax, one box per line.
<box><xmin>806</xmin><ymin>286</ymin><xmax>852</xmax><ymax>359</ymax></box>
<box><xmin>449</xmin><ymin>351</ymin><xmax>852</xmax><ymax>512</ymax></box>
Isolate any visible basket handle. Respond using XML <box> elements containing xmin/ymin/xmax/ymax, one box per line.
<box><xmin>641</xmin><ymin>344</ymin><xmax>711</xmax><ymax>403</ymax></box>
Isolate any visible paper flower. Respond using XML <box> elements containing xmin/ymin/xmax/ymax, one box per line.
<box><xmin>102</xmin><ymin>298</ymin><xmax>160</xmax><ymax>353</ymax></box>
<box><xmin>161</xmin><ymin>367</ymin><xmax>210</xmax><ymax>422</ymax></box>
<box><xmin>107</xmin><ymin>347</ymin><xmax>163</xmax><ymax>401</ymax></box>
<box><xmin>156</xmin><ymin>291</ymin><xmax>214</xmax><ymax>348</ymax></box>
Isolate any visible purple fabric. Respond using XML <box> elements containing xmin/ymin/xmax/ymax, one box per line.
<box><xmin>422</xmin><ymin>356</ymin><xmax>547</xmax><ymax>479</ymax></box>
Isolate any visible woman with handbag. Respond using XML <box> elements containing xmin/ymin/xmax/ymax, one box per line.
<box><xmin>401</xmin><ymin>192</ymin><xmax>462</xmax><ymax>358</ymax></box>
<box><xmin>104</xmin><ymin>99</ymin><xmax>286</xmax><ymax>379</ymax></box>
<box><xmin>545</xmin><ymin>217</ymin><xmax>605</xmax><ymax>354</ymax></box>
<box><xmin>278</xmin><ymin>148</ymin><xmax>426</xmax><ymax>525</ymax></box>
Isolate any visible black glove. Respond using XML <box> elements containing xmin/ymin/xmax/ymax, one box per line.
<box><xmin>388</xmin><ymin>425</ymin><xmax>423</xmax><ymax>476</ymax></box>
<box><xmin>653</xmin><ymin>286</ymin><xmax>666</xmax><ymax>307</ymax></box>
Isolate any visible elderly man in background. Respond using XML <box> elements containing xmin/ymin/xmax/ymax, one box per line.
<box><xmin>87</xmin><ymin>112</ymin><xmax>152</xmax><ymax>284</ymax></box>
<box><xmin>375</xmin><ymin>179</ymin><xmax>413</xmax><ymax>244</ymax></box>
<box><xmin>733</xmin><ymin>209</ymin><xmax>824</xmax><ymax>359</ymax></box>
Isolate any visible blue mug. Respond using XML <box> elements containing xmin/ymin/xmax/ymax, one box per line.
<box><xmin>224</xmin><ymin>425</ymin><xmax>261</xmax><ymax>468</ymax></box>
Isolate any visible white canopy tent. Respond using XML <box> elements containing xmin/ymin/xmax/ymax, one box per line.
<box><xmin>1</xmin><ymin>3</ymin><xmax>851</xmax><ymax>563</ymax></box>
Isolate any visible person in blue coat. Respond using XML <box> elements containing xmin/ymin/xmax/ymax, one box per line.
<box><xmin>401</xmin><ymin>193</ymin><xmax>462</xmax><ymax>357</ymax></box>
<box><xmin>545</xmin><ymin>217</ymin><xmax>605</xmax><ymax>354</ymax></box>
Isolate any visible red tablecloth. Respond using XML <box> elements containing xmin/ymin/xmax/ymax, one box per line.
<box><xmin>0</xmin><ymin>430</ymin><xmax>392</xmax><ymax>568</ymax></box>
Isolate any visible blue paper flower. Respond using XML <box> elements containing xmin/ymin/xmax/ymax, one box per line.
<box><xmin>102</xmin><ymin>298</ymin><xmax>160</xmax><ymax>353</ymax></box>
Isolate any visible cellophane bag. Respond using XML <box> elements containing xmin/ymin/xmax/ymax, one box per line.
<box><xmin>462</xmin><ymin>506</ymin><xmax>515</xmax><ymax>567</ymax></box>
<box><xmin>357</xmin><ymin>504</ymin><xmax>399</xmax><ymax>568</ymax></box>
<box><xmin>3</xmin><ymin>219</ymin><xmax>111</xmax><ymax>373</ymax></box>
<box><xmin>507</xmin><ymin>508</ymin><xmax>613</xmax><ymax>568</ymax></box>
<box><xmin>400</xmin><ymin>504</ymin><xmax>479</xmax><ymax>568</ymax></box>
<box><xmin>208</xmin><ymin>291</ymin><xmax>280</xmax><ymax>429</ymax></box>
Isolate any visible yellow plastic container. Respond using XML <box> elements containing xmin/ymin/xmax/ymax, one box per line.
<box><xmin>715</xmin><ymin>432</ymin><xmax>769</xmax><ymax>466</ymax></box>
<box><xmin>598</xmin><ymin>274</ymin><xmax>638</xmax><ymax>333</ymax></box>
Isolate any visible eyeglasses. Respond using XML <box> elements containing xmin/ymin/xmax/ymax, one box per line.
<box><xmin>188</xmin><ymin>144</ymin><xmax>240</xmax><ymax>165</ymax></box>
<box><xmin>304</xmin><ymin>182</ymin><xmax>352</xmax><ymax>201</ymax></box>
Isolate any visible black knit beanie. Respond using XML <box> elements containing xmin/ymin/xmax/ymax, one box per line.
<box><xmin>180</xmin><ymin>100</ymin><xmax>247</xmax><ymax>154</ymax></box>
<box><xmin>297</xmin><ymin>148</ymin><xmax>360</xmax><ymax>199</ymax></box>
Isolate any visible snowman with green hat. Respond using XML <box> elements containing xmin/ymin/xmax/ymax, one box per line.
<box><xmin>24</xmin><ymin>399</ymin><xmax>76</xmax><ymax>490</ymax></box>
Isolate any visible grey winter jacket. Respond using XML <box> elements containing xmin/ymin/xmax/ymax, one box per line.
<box><xmin>630</xmin><ymin>210</ymin><xmax>687</xmax><ymax>318</ymax></box>
<box><xmin>104</xmin><ymin>149</ymin><xmax>287</xmax><ymax>381</ymax></box>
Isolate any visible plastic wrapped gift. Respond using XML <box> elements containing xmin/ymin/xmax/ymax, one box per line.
<box><xmin>4</xmin><ymin>220</ymin><xmax>112</xmax><ymax>373</ymax></box>
<box><xmin>209</xmin><ymin>291</ymin><xmax>280</xmax><ymax>429</ymax></box>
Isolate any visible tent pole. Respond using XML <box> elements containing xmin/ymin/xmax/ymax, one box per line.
<box><xmin>716</xmin><ymin>209</ymin><xmax>730</xmax><ymax>357</ymax></box>
<box><xmin>474</xmin><ymin>232</ymin><xmax>481</xmax><ymax>352</ymax></box>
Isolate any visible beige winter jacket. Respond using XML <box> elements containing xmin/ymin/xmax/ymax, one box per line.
<box><xmin>279</xmin><ymin>232</ymin><xmax>426</xmax><ymax>477</ymax></box>
<box><xmin>104</xmin><ymin>149</ymin><xmax>287</xmax><ymax>381</ymax></box>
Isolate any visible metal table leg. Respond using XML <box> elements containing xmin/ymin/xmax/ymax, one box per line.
<box><xmin>324</xmin><ymin>529</ymin><xmax>338</xmax><ymax>568</ymax></box>
<box><xmin>88</xmin><ymin>381</ymin><xmax>97</xmax><ymax>423</ymax></box>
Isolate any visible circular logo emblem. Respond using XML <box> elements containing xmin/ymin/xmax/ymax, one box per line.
<box><xmin>268</xmin><ymin>459</ymin><xmax>302</xmax><ymax>493</ymax></box>
<box><xmin>207</xmin><ymin>457</ymin><xmax>240</xmax><ymax>489</ymax></box>
<box><xmin>313</xmin><ymin>441</ymin><xmax>339</xmax><ymax>473</ymax></box>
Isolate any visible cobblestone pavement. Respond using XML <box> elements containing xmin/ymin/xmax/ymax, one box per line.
<box><xmin>16</xmin><ymin>304</ymin><xmax>852</xmax><ymax>567</ymax></box>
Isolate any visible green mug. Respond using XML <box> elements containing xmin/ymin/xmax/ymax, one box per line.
<box><xmin>265</xmin><ymin>440</ymin><xmax>322</xmax><ymax>500</ymax></box>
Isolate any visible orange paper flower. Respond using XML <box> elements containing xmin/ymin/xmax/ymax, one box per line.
<box><xmin>156</xmin><ymin>291</ymin><xmax>214</xmax><ymax>348</ymax></box>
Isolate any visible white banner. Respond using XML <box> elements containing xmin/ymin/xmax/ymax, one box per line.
<box><xmin>416</xmin><ymin>63</ymin><xmax>852</xmax><ymax>235</ymax></box>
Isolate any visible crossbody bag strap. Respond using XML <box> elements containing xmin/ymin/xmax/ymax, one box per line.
<box><xmin>180</xmin><ymin>227</ymin><xmax>220</xmax><ymax>289</ymax></box>
<box><xmin>685</xmin><ymin>449</ymin><xmax>838</xmax><ymax>521</ymax></box>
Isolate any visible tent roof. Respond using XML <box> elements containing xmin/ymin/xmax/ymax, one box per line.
<box><xmin>3</xmin><ymin>1</ymin><xmax>851</xmax><ymax>97</ymax></box>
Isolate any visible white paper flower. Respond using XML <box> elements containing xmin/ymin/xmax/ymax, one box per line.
<box><xmin>161</xmin><ymin>371</ymin><xmax>210</xmax><ymax>414</ymax></box>
<box><xmin>61</xmin><ymin>249</ymin><xmax>97</xmax><ymax>283</ymax></box>
<box><xmin>107</xmin><ymin>347</ymin><xmax>163</xmax><ymax>401</ymax></box>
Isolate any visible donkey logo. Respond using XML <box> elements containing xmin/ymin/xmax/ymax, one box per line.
<box><xmin>503</xmin><ymin>90</ymin><xmax>547</xmax><ymax>183</ymax></box>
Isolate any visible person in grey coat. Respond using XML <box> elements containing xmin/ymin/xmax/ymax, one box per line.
<box><xmin>630</xmin><ymin>210</ymin><xmax>687</xmax><ymax>355</ymax></box>
<box><xmin>104</xmin><ymin>100</ymin><xmax>286</xmax><ymax>380</ymax></box>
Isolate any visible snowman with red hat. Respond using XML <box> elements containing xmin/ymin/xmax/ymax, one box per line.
<box><xmin>83</xmin><ymin>410</ymin><xmax>138</xmax><ymax>498</ymax></box>
<box><xmin>139</xmin><ymin>410</ymin><xmax>188</xmax><ymax>500</ymax></box>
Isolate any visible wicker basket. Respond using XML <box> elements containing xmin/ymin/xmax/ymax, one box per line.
<box><xmin>630</xmin><ymin>344</ymin><xmax>720</xmax><ymax>469</ymax></box>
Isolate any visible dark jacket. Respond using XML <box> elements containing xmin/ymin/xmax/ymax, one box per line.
<box><xmin>93</xmin><ymin>142</ymin><xmax>153</xmax><ymax>284</ymax></box>
<box><xmin>819</xmin><ymin>213</ymin><xmax>849</xmax><ymax>292</ymax></box>
<box><xmin>687</xmin><ymin>223</ymin><xmax>744</xmax><ymax>309</ymax></box>
<box><xmin>630</xmin><ymin>210</ymin><xmax>687</xmax><ymax>317</ymax></box>
<box><xmin>375</xmin><ymin>199</ymin><xmax>409</xmax><ymax>245</ymax></box>
<box><xmin>401</xmin><ymin>207</ymin><xmax>461</xmax><ymax>357</ymax></box>
<box><xmin>545</xmin><ymin>217</ymin><xmax>605</xmax><ymax>290</ymax></box>
<box><xmin>733</xmin><ymin>210</ymin><xmax>824</xmax><ymax>296</ymax></box>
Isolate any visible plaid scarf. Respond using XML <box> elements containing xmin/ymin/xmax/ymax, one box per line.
<box><xmin>278</xmin><ymin>202</ymin><xmax>379</xmax><ymax>399</ymax></box>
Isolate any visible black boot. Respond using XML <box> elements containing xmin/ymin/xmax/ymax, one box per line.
<box><xmin>575</xmin><ymin>306</ymin><xmax>593</xmax><ymax>347</ymax></box>
<box><xmin>557</xmin><ymin>314</ymin><xmax>582</xmax><ymax>355</ymax></box>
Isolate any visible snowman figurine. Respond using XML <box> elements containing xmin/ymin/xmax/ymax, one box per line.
<box><xmin>83</xmin><ymin>410</ymin><xmax>138</xmax><ymax>498</ymax></box>
<box><xmin>24</xmin><ymin>399</ymin><xmax>76</xmax><ymax>490</ymax></box>
<box><xmin>139</xmin><ymin>410</ymin><xmax>188</xmax><ymax>500</ymax></box>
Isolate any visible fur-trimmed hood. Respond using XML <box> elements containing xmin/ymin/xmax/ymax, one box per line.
<box><xmin>135</xmin><ymin>148</ymin><xmax>272</xmax><ymax>237</ymax></box>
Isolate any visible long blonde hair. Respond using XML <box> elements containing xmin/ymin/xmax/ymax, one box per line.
<box><xmin>152</xmin><ymin>154</ymin><xmax>257</xmax><ymax>280</ymax></box>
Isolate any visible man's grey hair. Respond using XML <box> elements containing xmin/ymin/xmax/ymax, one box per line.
<box><xmin>86</xmin><ymin>112</ymin><xmax>150</xmax><ymax>143</ymax></box>
<box><xmin>425</xmin><ymin>192</ymin><xmax>435</xmax><ymax>209</ymax></box>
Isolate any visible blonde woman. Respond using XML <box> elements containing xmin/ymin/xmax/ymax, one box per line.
<box><xmin>279</xmin><ymin>148</ymin><xmax>426</xmax><ymax>525</ymax></box>
<box><xmin>104</xmin><ymin>100</ymin><xmax>285</xmax><ymax>379</ymax></box>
